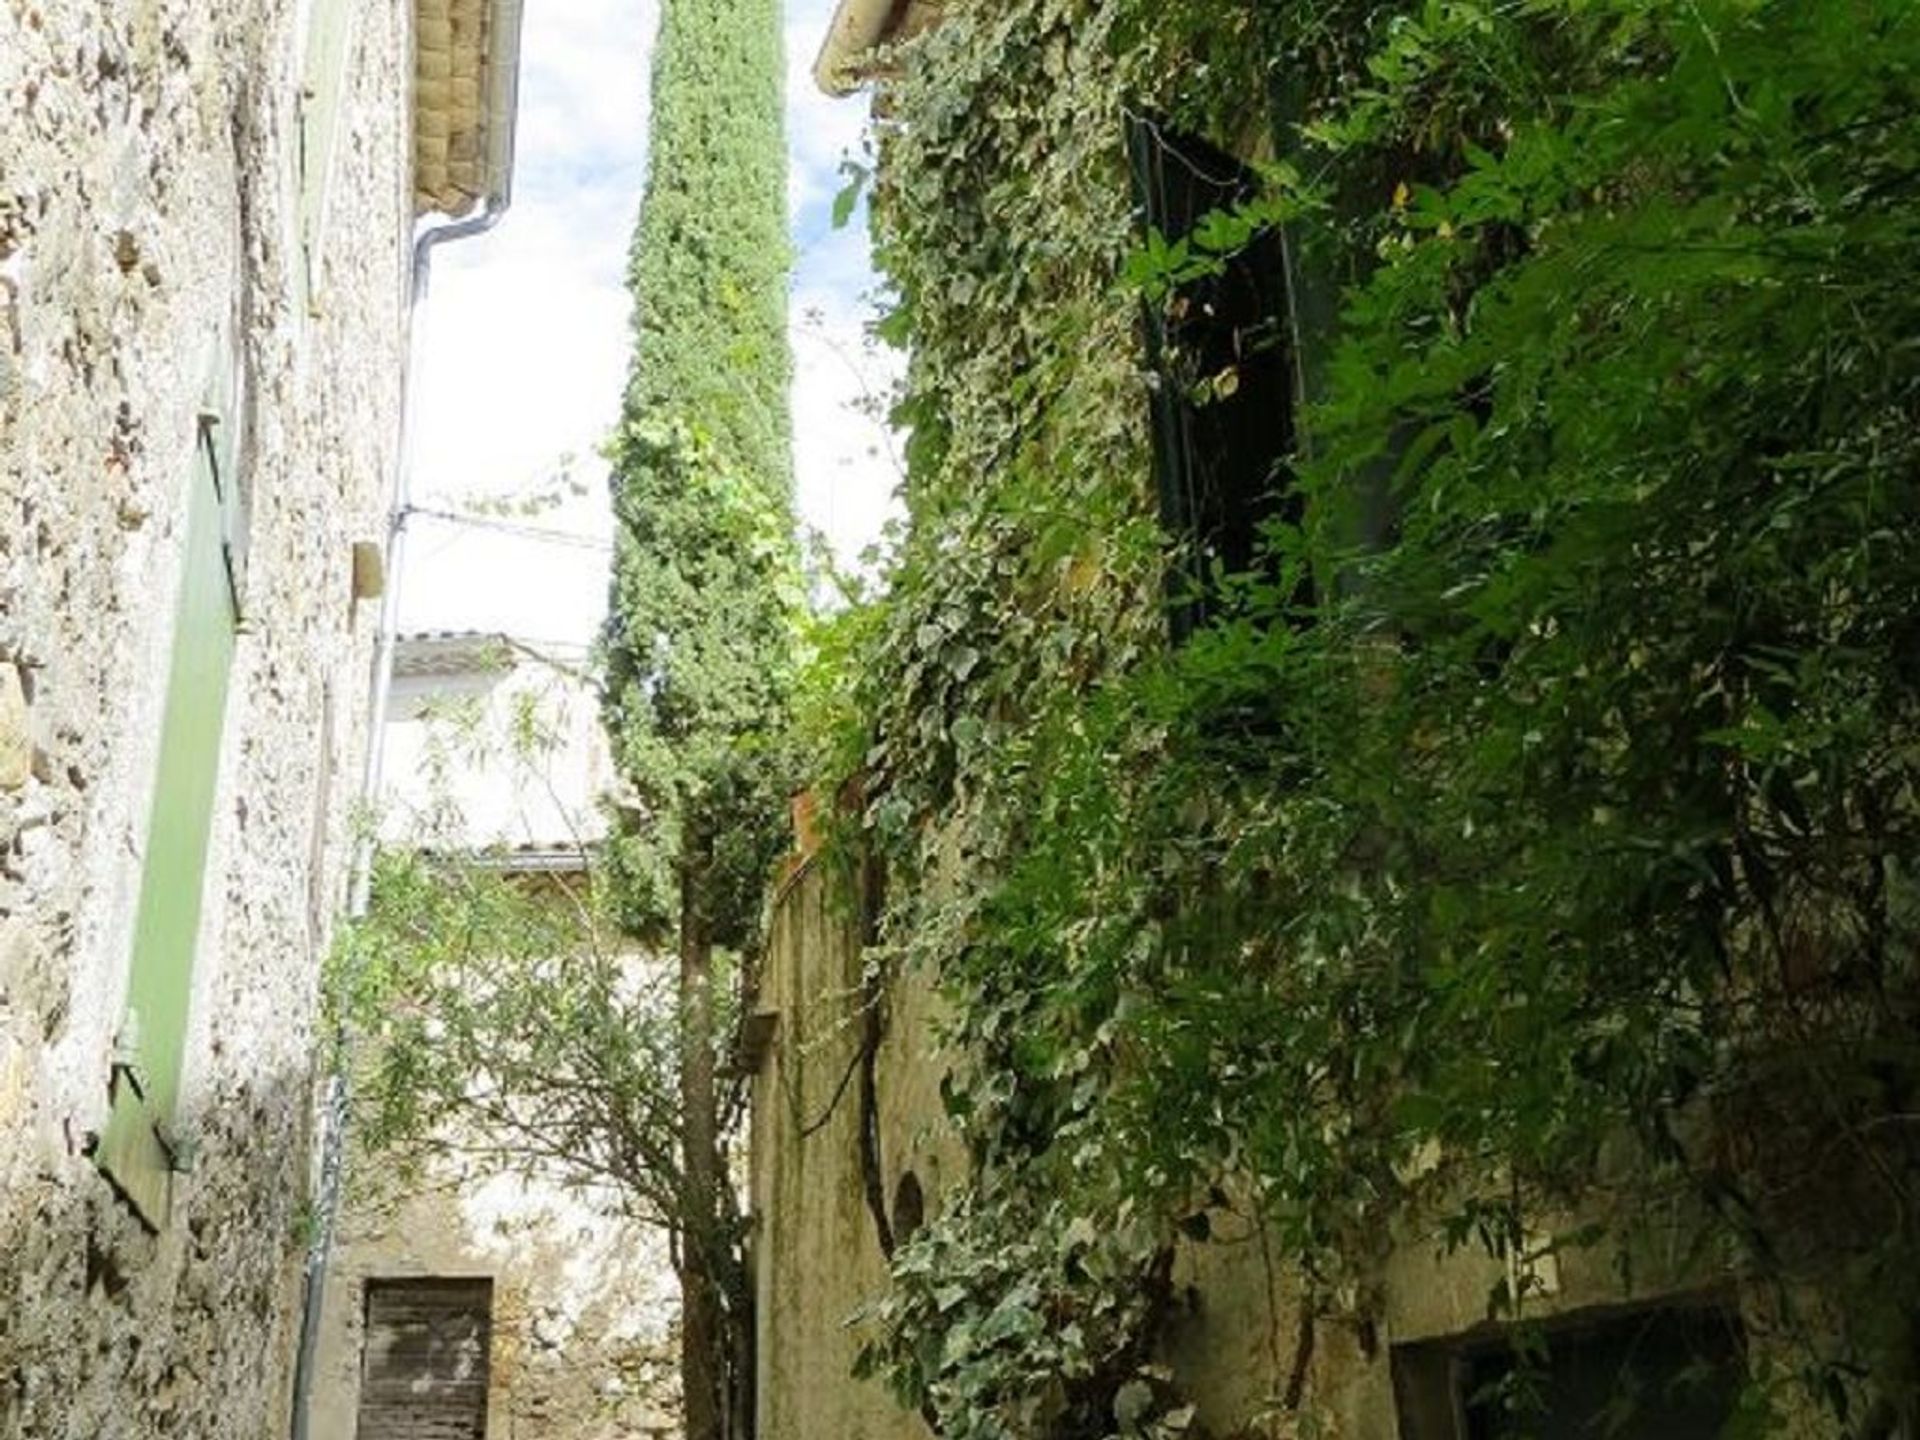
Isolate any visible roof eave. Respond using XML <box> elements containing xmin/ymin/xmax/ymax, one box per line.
<box><xmin>812</xmin><ymin>0</ymin><xmax>911</xmax><ymax>97</ymax></box>
<box><xmin>413</xmin><ymin>0</ymin><xmax>526</xmax><ymax>221</ymax></box>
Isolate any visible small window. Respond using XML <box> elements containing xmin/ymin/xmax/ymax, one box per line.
<box><xmin>357</xmin><ymin>1278</ymin><xmax>494</xmax><ymax>1440</ymax></box>
<box><xmin>1126</xmin><ymin>114</ymin><xmax>1300</xmax><ymax>641</ymax></box>
<box><xmin>1392</xmin><ymin>1302</ymin><xmax>1746</xmax><ymax>1440</ymax></box>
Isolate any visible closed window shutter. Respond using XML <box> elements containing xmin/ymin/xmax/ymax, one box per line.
<box><xmin>95</xmin><ymin>405</ymin><xmax>240</xmax><ymax>1229</ymax></box>
<box><xmin>299</xmin><ymin>1</ymin><xmax>356</xmax><ymax>310</ymax></box>
<box><xmin>202</xmin><ymin>325</ymin><xmax>250</xmax><ymax>613</ymax></box>
<box><xmin>356</xmin><ymin>1279</ymin><xmax>493</xmax><ymax>1440</ymax></box>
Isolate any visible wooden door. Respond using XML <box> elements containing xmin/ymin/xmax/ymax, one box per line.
<box><xmin>355</xmin><ymin>1278</ymin><xmax>492</xmax><ymax>1440</ymax></box>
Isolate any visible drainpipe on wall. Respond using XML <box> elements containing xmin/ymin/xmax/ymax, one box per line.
<box><xmin>348</xmin><ymin>195</ymin><xmax>517</xmax><ymax>919</ymax></box>
<box><xmin>285</xmin><ymin>4</ymin><xmax>524</xmax><ymax>1435</ymax></box>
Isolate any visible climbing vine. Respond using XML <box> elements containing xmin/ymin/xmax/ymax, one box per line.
<box><xmin>831</xmin><ymin>1</ymin><xmax>1920</xmax><ymax>1435</ymax></box>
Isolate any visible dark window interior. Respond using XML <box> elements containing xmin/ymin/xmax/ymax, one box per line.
<box><xmin>1125</xmin><ymin>113</ymin><xmax>1299</xmax><ymax>642</ymax></box>
<box><xmin>891</xmin><ymin>1171</ymin><xmax>926</xmax><ymax>1244</ymax></box>
<box><xmin>1393</xmin><ymin>1302</ymin><xmax>1746</xmax><ymax>1440</ymax></box>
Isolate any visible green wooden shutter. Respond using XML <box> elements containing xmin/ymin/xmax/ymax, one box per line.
<box><xmin>96</xmin><ymin>409</ymin><xmax>240</xmax><ymax>1229</ymax></box>
<box><xmin>299</xmin><ymin>1</ymin><xmax>356</xmax><ymax>312</ymax></box>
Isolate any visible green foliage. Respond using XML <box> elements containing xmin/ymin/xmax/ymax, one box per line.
<box><xmin>601</xmin><ymin>1</ymin><xmax>794</xmax><ymax>1432</ymax></box>
<box><xmin>622</xmin><ymin>0</ymin><xmax>790</xmax><ymax>498</ymax></box>
<box><xmin>791</xmin><ymin>561</ymin><xmax>891</xmax><ymax>791</ymax></box>
<box><xmin>604</xmin><ymin>416</ymin><xmax>801</xmax><ymax>943</ymax></box>
<box><xmin>604</xmin><ymin>0</ymin><xmax>798</xmax><ymax>952</ymax></box>
<box><xmin>855</xmin><ymin>1184</ymin><xmax>1193</xmax><ymax>1440</ymax></box>
<box><xmin>835</xmin><ymin>0</ymin><xmax>1920</xmax><ymax>1433</ymax></box>
<box><xmin>327</xmin><ymin>849</ymin><xmax>691</xmax><ymax>1222</ymax></box>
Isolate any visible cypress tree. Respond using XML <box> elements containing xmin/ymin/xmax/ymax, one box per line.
<box><xmin>602</xmin><ymin>0</ymin><xmax>792</xmax><ymax>1433</ymax></box>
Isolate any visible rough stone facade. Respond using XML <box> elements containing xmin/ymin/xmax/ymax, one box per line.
<box><xmin>311</xmin><ymin>1166</ymin><xmax>682</xmax><ymax>1440</ymax></box>
<box><xmin>0</xmin><ymin>1</ymin><xmax>410</xmax><ymax>1434</ymax></box>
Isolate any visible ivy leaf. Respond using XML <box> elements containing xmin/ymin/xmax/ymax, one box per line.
<box><xmin>1114</xmin><ymin>1378</ymin><xmax>1154</xmax><ymax>1431</ymax></box>
<box><xmin>832</xmin><ymin>159</ymin><xmax>870</xmax><ymax>230</ymax></box>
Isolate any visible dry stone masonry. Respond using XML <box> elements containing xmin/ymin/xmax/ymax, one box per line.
<box><xmin>0</xmin><ymin>2</ymin><xmax>409</xmax><ymax>1434</ymax></box>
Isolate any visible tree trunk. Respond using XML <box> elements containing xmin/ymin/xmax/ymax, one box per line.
<box><xmin>679</xmin><ymin>828</ymin><xmax>725</xmax><ymax>1440</ymax></box>
<box><xmin>719</xmin><ymin>1186</ymin><xmax>756</xmax><ymax>1440</ymax></box>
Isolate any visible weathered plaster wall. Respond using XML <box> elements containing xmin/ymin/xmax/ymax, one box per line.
<box><xmin>751</xmin><ymin>860</ymin><xmax>1757</xmax><ymax>1440</ymax></box>
<box><xmin>310</xmin><ymin>1159</ymin><xmax>681</xmax><ymax>1440</ymax></box>
<box><xmin>381</xmin><ymin>634</ymin><xmax>614</xmax><ymax>853</ymax></box>
<box><xmin>305</xmin><ymin>642</ymin><xmax>677</xmax><ymax>1435</ymax></box>
<box><xmin>0</xmin><ymin>1</ymin><xmax>408</xmax><ymax>1434</ymax></box>
<box><xmin>750</xmin><ymin>855</ymin><xmax>959</xmax><ymax>1440</ymax></box>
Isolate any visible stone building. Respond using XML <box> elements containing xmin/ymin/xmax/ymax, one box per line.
<box><xmin>754</xmin><ymin>857</ymin><xmax>1756</xmax><ymax>1440</ymax></box>
<box><xmin>745</xmin><ymin>7</ymin><xmax>1800</xmax><ymax>1440</ymax></box>
<box><xmin>0</xmin><ymin>2</ymin><xmax>520</xmax><ymax>1436</ymax></box>
<box><xmin>306</xmin><ymin>631</ymin><xmax>680</xmax><ymax>1440</ymax></box>
<box><xmin>376</xmin><ymin>630</ymin><xmax>615</xmax><ymax>860</ymax></box>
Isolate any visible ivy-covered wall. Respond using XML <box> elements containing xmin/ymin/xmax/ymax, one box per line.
<box><xmin>773</xmin><ymin>0</ymin><xmax>1920</xmax><ymax>1436</ymax></box>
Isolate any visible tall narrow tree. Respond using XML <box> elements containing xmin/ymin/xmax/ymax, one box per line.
<box><xmin>602</xmin><ymin>0</ymin><xmax>794</xmax><ymax>1435</ymax></box>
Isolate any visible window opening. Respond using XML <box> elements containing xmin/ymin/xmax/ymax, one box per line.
<box><xmin>892</xmin><ymin>1170</ymin><xmax>926</xmax><ymax>1245</ymax></box>
<box><xmin>1126</xmin><ymin>112</ymin><xmax>1300</xmax><ymax>642</ymax></box>
<box><xmin>1391</xmin><ymin>1301</ymin><xmax>1746</xmax><ymax>1440</ymax></box>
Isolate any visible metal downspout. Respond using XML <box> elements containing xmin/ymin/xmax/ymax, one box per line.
<box><xmin>285</xmin><ymin>10</ymin><xmax>524</xmax><ymax>1427</ymax></box>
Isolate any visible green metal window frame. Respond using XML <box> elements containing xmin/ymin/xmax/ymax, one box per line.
<box><xmin>96</xmin><ymin>391</ymin><xmax>242</xmax><ymax>1229</ymax></box>
<box><xmin>1125</xmin><ymin>113</ymin><xmax>1301</xmax><ymax>643</ymax></box>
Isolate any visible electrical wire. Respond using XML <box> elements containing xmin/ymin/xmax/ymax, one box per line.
<box><xmin>404</xmin><ymin>502</ymin><xmax>615</xmax><ymax>551</ymax></box>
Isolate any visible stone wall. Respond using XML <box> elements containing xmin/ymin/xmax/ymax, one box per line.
<box><xmin>0</xmin><ymin>1</ymin><xmax>409</xmax><ymax>1435</ymax></box>
<box><xmin>751</xmin><ymin>855</ymin><xmax>936</xmax><ymax>1440</ymax></box>
<box><xmin>309</xmin><ymin>1161</ymin><xmax>682</xmax><ymax>1440</ymax></box>
<box><xmin>750</xmin><ymin>860</ymin><xmax>1764</xmax><ymax>1440</ymax></box>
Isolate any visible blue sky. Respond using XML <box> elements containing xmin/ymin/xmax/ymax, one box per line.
<box><xmin>400</xmin><ymin>0</ymin><xmax>899</xmax><ymax>647</ymax></box>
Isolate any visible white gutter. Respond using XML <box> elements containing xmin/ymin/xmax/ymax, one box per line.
<box><xmin>286</xmin><ymin>4</ymin><xmax>525</xmax><ymax>1436</ymax></box>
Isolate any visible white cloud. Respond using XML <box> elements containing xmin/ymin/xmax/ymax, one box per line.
<box><xmin>792</xmin><ymin>282</ymin><xmax>903</xmax><ymax>574</ymax></box>
<box><xmin>402</xmin><ymin>0</ymin><xmax>649</xmax><ymax>644</ymax></box>
<box><xmin>786</xmin><ymin>0</ymin><xmax>903</xmax><ymax>573</ymax></box>
<box><xmin>403</xmin><ymin>0</ymin><xmax>901</xmax><ymax>652</ymax></box>
<box><xmin>784</xmin><ymin>13</ymin><xmax>869</xmax><ymax>225</ymax></box>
